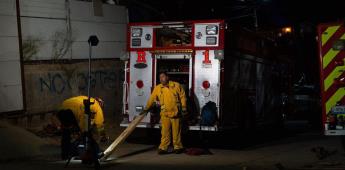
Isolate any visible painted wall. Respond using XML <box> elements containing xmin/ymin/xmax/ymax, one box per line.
<box><xmin>24</xmin><ymin>60</ymin><xmax>124</xmax><ymax>134</ymax></box>
<box><xmin>0</xmin><ymin>0</ymin><xmax>24</xmax><ymax>112</ymax></box>
<box><xmin>0</xmin><ymin>0</ymin><xmax>127</xmax><ymax>113</ymax></box>
<box><xmin>20</xmin><ymin>0</ymin><xmax>127</xmax><ymax>60</ymax></box>
<box><xmin>24</xmin><ymin>60</ymin><xmax>123</xmax><ymax>113</ymax></box>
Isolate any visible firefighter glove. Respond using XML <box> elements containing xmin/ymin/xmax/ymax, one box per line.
<box><xmin>141</xmin><ymin>108</ymin><xmax>149</xmax><ymax>115</ymax></box>
<box><xmin>182</xmin><ymin>107</ymin><xmax>188</xmax><ymax>116</ymax></box>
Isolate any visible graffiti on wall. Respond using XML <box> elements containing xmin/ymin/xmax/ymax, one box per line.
<box><xmin>39</xmin><ymin>70</ymin><xmax>119</xmax><ymax>94</ymax></box>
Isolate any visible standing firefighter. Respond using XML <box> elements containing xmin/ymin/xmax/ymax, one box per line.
<box><xmin>55</xmin><ymin>96</ymin><xmax>106</xmax><ymax>160</ymax></box>
<box><xmin>145</xmin><ymin>72</ymin><xmax>187</xmax><ymax>154</ymax></box>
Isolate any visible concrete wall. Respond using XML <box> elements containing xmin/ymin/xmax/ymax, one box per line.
<box><xmin>0</xmin><ymin>0</ymin><xmax>24</xmax><ymax>112</ymax></box>
<box><xmin>0</xmin><ymin>0</ymin><xmax>127</xmax><ymax>113</ymax></box>
<box><xmin>24</xmin><ymin>60</ymin><xmax>124</xmax><ymax>134</ymax></box>
<box><xmin>20</xmin><ymin>0</ymin><xmax>127</xmax><ymax>60</ymax></box>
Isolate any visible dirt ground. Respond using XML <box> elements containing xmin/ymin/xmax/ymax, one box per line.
<box><xmin>1</xmin><ymin>120</ymin><xmax>345</xmax><ymax>170</ymax></box>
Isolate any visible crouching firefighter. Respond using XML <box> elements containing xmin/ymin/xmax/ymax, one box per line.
<box><xmin>54</xmin><ymin>96</ymin><xmax>107</xmax><ymax>160</ymax></box>
<box><xmin>144</xmin><ymin>72</ymin><xmax>188</xmax><ymax>154</ymax></box>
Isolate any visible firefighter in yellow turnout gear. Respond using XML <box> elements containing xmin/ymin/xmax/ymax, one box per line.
<box><xmin>55</xmin><ymin>96</ymin><xmax>106</xmax><ymax>160</ymax></box>
<box><xmin>145</xmin><ymin>72</ymin><xmax>187</xmax><ymax>154</ymax></box>
<box><xmin>59</xmin><ymin>96</ymin><xmax>105</xmax><ymax>133</ymax></box>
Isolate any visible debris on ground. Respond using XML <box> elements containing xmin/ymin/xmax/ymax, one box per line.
<box><xmin>311</xmin><ymin>146</ymin><xmax>337</xmax><ymax>160</ymax></box>
<box><xmin>275</xmin><ymin>163</ymin><xmax>286</xmax><ymax>170</ymax></box>
<box><xmin>0</xmin><ymin>121</ymin><xmax>60</xmax><ymax>161</ymax></box>
<box><xmin>299</xmin><ymin>161</ymin><xmax>345</xmax><ymax>170</ymax></box>
<box><xmin>185</xmin><ymin>148</ymin><xmax>212</xmax><ymax>156</ymax></box>
<box><xmin>28</xmin><ymin>124</ymin><xmax>61</xmax><ymax>138</ymax></box>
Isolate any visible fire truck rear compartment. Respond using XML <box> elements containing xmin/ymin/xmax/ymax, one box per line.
<box><xmin>156</xmin><ymin>58</ymin><xmax>190</xmax><ymax>92</ymax></box>
<box><xmin>152</xmin><ymin>58</ymin><xmax>190</xmax><ymax>123</ymax></box>
<box><xmin>154</xmin><ymin>57</ymin><xmax>218</xmax><ymax>131</ymax></box>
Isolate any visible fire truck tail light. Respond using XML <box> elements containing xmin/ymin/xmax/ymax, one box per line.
<box><xmin>206</xmin><ymin>36</ymin><xmax>217</xmax><ymax>45</ymax></box>
<box><xmin>132</xmin><ymin>38</ymin><xmax>141</xmax><ymax>46</ymax></box>
<box><xmin>136</xmin><ymin>80</ymin><xmax>144</xmax><ymax>88</ymax></box>
<box><xmin>131</xmin><ymin>28</ymin><xmax>143</xmax><ymax>37</ymax></box>
<box><xmin>202</xmin><ymin>81</ymin><xmax>210</xmax><ymax>89</ymax></box>
<box><xmin>206</xmin><ymin>25</ymin><xmax>218</xmax><ymax>35</ymax></box>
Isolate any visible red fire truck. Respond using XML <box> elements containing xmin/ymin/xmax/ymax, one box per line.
<box><xmin>318</xmin><ymin>22</ymin><xmax>345</xmax><ymax>135</ymax></box>
<box><xmin>120</xmin><ymin>20</ymin><xmax>291</xmax><ymax>131</ymax></box>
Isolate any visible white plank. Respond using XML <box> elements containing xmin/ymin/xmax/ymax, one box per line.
<box><xmin>103</xmin><ymin>112</ymin><xmax>148</xmax><ymax>159</ymax></box>
<box><xmin>70</xmin><ymin>1</ymin><xmax>127</xmax><ymax>24</ymax></box>
<box><xmin>102</xmin><ymin>4</ymin><xmax>127</xmax><ymax>23</ymax></box>
<box><xmin>0</xmin><ymin>84</ymin><xmax>23</xmax><ymax>112</ymax></box>
<box><xmin>0</xmin><ymin>37</ymin><xmax>20</xmax><ymax>61</ymax></box>
<box><xmin>0</xmin><ymin>16</ymin><xmax>18</xmax><ymax>37</ymax></box>
<box><xmin>21</xmin><ymin>17</ymin><xmax>67</xmax><ymax>40</ymax></box>
<box><xmin>0</xmin><ymin>61</ymin><xmax>22</xmax><ymax>85</ymax></box>
<box><xmin>0</xmin><ymin>0</ymin><xmax>23</xmax><ymax>112</ymax></box>
<box><xmin>71</xmin><ymin>21</ymin><xmax>126</xmax><ymax>42</ymax></box>
<box><xmin>20</xmin><ymin>17</ymin><xmax>72</xmax><ymax>60</ymax></box>
<box><xmin>71</xmin><ymin>41</ymin><xmax>126</xmax><ymax>59</ymax></box>
<box><xmin>0</xmin><ymin>0</ymin><xmax>16</xmax><ymax>16</ymax></box>
<box><xmin>16</xmin><ymin>0</ymin><xmax>127</xmax><ymax>61</ymax></box>
<box><xmin>20</xmin><ymin>0</ymin><xmax>65</xmax><ymax>18</ymax></box>
<box><xmin>22</xmin><ymin>40</ymin><xmax>72</xmax><ymax>60</ymax></box>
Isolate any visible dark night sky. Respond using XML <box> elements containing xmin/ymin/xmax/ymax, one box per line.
<box><xmin>122</xmin><ymin>0</ymin><xmax>345</xmax><ymax>28</ymax></box>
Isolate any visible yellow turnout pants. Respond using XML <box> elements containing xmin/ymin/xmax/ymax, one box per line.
<box><xmin>159</xmin><ymin>116</ymin><xmax>183</xmax><ymax>151</ymax></box>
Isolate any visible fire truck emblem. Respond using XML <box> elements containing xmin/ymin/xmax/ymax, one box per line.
<box><xmin>202</xmin><ymin>50</ymin><xmax>212</xmax><ymax>68</ymax></box>
<box><xmin>134</xmin><ymin>51</ymin><xmax>147</xmax><ymax>68</ymax></box>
